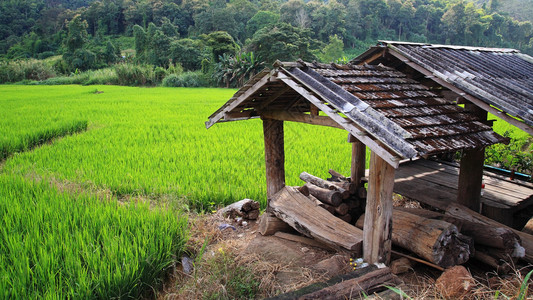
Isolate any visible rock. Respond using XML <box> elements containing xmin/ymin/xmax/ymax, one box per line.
<box><xmin>435</xmin><ymin>265</ymin><xmax>474</xmax><ymax>299</ymax></box>
<box><xmin>181</xmin><ymin>255</ymin><xmax>194</xmax><ymax>275</ymax></box>
<box><xmin>312</xmin><ymin>255</ymin><xmax>349</xmax><ymax>277</ymax></box>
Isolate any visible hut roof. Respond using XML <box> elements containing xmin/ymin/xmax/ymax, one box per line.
<box><xmin>352</xmin><ymin>41</ymin><xmax>533</xmax><ymax>132</ymax></box>
<box><xmin>207</xmin><ymin>61</ymin><xmax>507</xmax><ymax>168</ymax></box>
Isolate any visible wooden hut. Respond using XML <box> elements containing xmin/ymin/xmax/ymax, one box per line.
<box><xmin>353</xmin><ymin>41</ymin><xmax>533</xmax><ymax>225</ymax></box>
<box><xmin>206</xmin><ymin>60</ymin><xmax>508</xmax><ymax>264</ymax></box>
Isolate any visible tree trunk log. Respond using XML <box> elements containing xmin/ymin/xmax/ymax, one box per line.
<box><xmin>269</xmin><ymin>186</ymin><xmax>363</xmax><ymax>252</ymax></box>
<box><xmin>315</xmin><ymin>199</ymin><xmax>335</xmax><ymax>214</ymax></box>
<box><xmin>304</xmin><ymin>183</ymin><xmax>342</xmax><ymax>207</ymax></box>
<box><xmin>297</xmin><ymin>266</ymin><xmax>393</xmax><ymax>300</ymax></box>
<box><xmin>219</xmin><ymin>199</ymin><xmax>260</xmax><ymax>220</ymax></box>
<box><xmin>398</xmin><ymin>207</ymin><xmax>522</xmax><ymax>253</ymax></box>
<box><xmin>356</xmin><ymin>210</ymin><xmax>473</xmax><ymax>267</ymax></box>
<box><xmin>522</xmin><ymin>216</ymin><xmax>533</xmax><ymax>235</ymax></box>
<box><xmin>300</xmin><ymin>172</ymin><xmax>349</xmax><ymax>198</ymax></box>
<box><xmin>259</xmin><ymin>213</ymin><xmax>293</xmax><ymax>236</ymax></box>
<box><xmin>445</xmin><ymin>203</ymin><xmax>531</xmax><ymax>263</ymax></box>
<box><xmin>334</xmin><ymin>203</ymin><xmax>349</xmax><ymax>215</ymax></box>
<box><xmin>337</xmin><ymin>213</ymin><xmax>352</xmax><ymax>223</ymax></box>
<box><xmin>328</xmin><ymin>169</ymin><xmax>347</xmax><ymax>181</ymax></box>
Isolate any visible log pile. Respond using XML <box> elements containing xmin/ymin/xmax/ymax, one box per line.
<box><xmin>355</xmin><ymin>210</ymin><xmax>473</xmax><ymax>268</ymax></box>
<box><xmin>299</xmin><ymin>170</ymin><xmax>360</xmax><ymax>224</ymax></box>
<box><xmin>219</xmin><ymin>198</ymin><xmax>260</xmax><ymax>220</ymax></box>
<box><xmin>396</xmin><ymin>206</ymin><xmax>527</xmax><ymax>272</ymax></box>
<box><xmin>261</xmin><ymin>169</ymin><xmax>529</xmax><ymax>272</ymax></box>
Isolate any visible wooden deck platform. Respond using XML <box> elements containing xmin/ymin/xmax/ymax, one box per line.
<box><xmin>387</xmin><ymin>159</ymin><xmax>533</xmax><ymax>227</ymax></box>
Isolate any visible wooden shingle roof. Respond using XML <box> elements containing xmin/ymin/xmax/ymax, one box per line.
<box><xmin>207</xmin><ymin>61</ymin><xmax>508</xmax><ymax>168</ymax></box>
<box><xmin>353</xmin><ymin>41</ymin><xmax>533</xmax><ymax>135</ymax></box>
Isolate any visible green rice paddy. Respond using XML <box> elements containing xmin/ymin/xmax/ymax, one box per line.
<box><xmin>0</xmin><ymin>84</ymin><xmax>357</xmax><ymax>298</ymax></box>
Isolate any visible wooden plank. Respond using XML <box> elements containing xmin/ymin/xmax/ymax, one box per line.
<box><xmin>206</xmin><ymin>72</ymin><xmax>272</xmax><ymax>128</ymax></box>
<box><xmin>350</xmin><ymin>137</ymin><xmax>366</xmax><ymax>189</ymax></box>
<box><xmin>263</xmin><ymin>118</ymin><xmax>285</xmax><ymax>202</ymax></box>
<box><xmin>364</xmin><ymin>152</ymin><xmax>395</xmax><ymax>264</ymax></box>
<box><xmin>260</xmin><ymin>110</ymin><xmax>344</xmax><ymax>129</ymax></box>
<box><xmin>397</xmin><ymin>162</ymin><xmax>521</xmax><ymax>205</ymax></box>
<box><xmin>415</xmin><ymin>159</ymin><xmax>533</xmax><ymax>190</ymax></box>
<box><xmin>269</xmin><ymin>186</ymin><xmax>363</xmax><ymax>252</ymax></box>
<box><xmin>457</xmin><ymin>148</ymin><xmax>485</xmax><ymax>212</ymax></box>
<box><xmin>278</xmin><ymin>76</ymin><xmax>402</xmax><ymax>168</ymax></box>
<box><xmin>256</xmin><ymin>86</ymin><xmax>291</xmax><ymax>110</ymax></box>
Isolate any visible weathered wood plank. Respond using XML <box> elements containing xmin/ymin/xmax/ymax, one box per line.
<box><xmin>263</xmin><ymin>118</ymin><xmax>285</xmax><ymax>202</ymax></box>
<box><xmin>350</xmin><ymin>136</ymin><xmax>366</xmax><ymax>189</ymax></box>
<box><xmin>364</xmin><ymin>152</ymin><xmax>395</xmax><ymax>264</ymax></box>
<box><xmin>457</xmin><ymin>148</ymin><xmax>485</xmax><ymax>212</ymax></box>
<box><xmin>206</xmin><ymin>72</ymin><xmax>272</xmax><ymax>128</ymax></box>
<box><xmin>269</xmin><ymin>186</ymin><xmax>363</xmax><ymax>252</ymax></box>
<box><xmin>261</xmin><ymin>110</ymin><xmax>344</xmax><ymax>129</ymax></box>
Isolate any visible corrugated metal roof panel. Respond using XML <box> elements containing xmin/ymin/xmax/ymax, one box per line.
<box><xmin>385</xmin><ymin>42</ymin><xmax>533</xmax><ymax>127</ymax></box>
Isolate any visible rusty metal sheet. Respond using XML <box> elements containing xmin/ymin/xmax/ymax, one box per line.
<box><xmin>405</xmin><ymin>121</ymin><xmax>492</xmax><ymax>139</ymax></box>
<box><xmin>376</xmin><ymin>105</ymin><xmax>464</xmax><ymax>118</ymax></box>
<box><xmin>315</xmin><ymin>69</ymin><xmax>405</xmax><ymax>78</ymax></box>
<box><xmin>330</xmin><ymin>77</ymin><xmax>419</xmax><ymax>84</ymax></box>
<box><xmin>391</xmin><ymin>113</ymin><xmax>479</xmax><ymax>128</ymax></box>
<box><xmin>390</xmin><ymin>43</ymin><xmax>533</xmax><ymax>127</ymax></box>
<box><xmin>364</xmin><ymin>98</ymin><xmax>450</xmax><ymax>108</ymax></box>
<box><xmin>351</xmin><ymin>90</ymin><xmax>438</xmax><ymax>100</ymax></box>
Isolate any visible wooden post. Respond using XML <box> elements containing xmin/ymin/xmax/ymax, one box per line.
<box><xmin>457</xmin><ymin>102</ymin><xmax>487</xmax><ymax>213</ymax></box>
<box><xmin>349</xmin><ymin>134</ymin><xmax>366</xmax><ymax>189</ymax></box>
<box><xmin>263</xmin><ymin>118</ymin><xmax>285</xmax><ymax>204</ymax></box>
<box><xmin>363</xmin><ymin>152</ymin><xmax>395</xmax><ymax>265</ymax></box>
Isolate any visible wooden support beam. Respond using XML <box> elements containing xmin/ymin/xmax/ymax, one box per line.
<box><xmin>363</xmin><ymin>152</ymin><xmax>395</xmax><ymax>265</ymax></box>
<box><xmin>457</xmin><ymin>148</ymin><xmax>485</xmax><ymax>212</ymax></box>
<box><xmin>349</xmin><ymin>134</ymin><xmax>366</xmax><ymax>189</ymax></box>
<box><xmin>263</xmin><ymin>118</ymin><xmax>285</xmax><ymax>204</ymax></box>
<box><xmin>457</xmin><ymin>102</ymin><xmax>486</xmax><ymax>213</ymax></box>
<box><xmin>261</xmin><ymin>110</ymin><xmax>344</xmax><ymax>129</ymax></box>
<box><xmin>206</xmin><ymin>72</ymin><xmax>272</xmax><ymax>128</ymax></box>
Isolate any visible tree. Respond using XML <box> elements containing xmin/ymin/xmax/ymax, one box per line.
<box><xmin>319</xmin><ymin>35</ymin><xmax>344</xmax><ymax>63</ymax></box>
<box><xmin>64</xmin><ymin>15</ymin><xmax>88</xmax><ymax>53</ymax></box>
<box><xmin>245</xmin><ymin>22</ymin><xmax>319</xmax><ymax>65</ymax></box>
<box><xmin>203</xmin><ymin>31</ymin><xmax>238</xmax><ymax>63</ymax></box>
<box><xmin>245</xmin><ymin>11</ymin><xmax>279</xmax><ymax>39</ymax></box>
<box><xmin>170</xmin><ymin>38</ymin><xmax>205</xmax><ymax>70</ymax></box>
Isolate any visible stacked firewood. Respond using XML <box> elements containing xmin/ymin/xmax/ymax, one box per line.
<box><xmin>298</xmin><ymin>170</ymin><xmax>360</xmax><ymax>223</ymax></box>
<box><xmin>295</xmin><ymin>170</ymin><xmax>529</xmax><ymax>271</ymax></box>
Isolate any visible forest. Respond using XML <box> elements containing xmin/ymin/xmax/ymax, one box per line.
<box><xmin>0</xmin><ymin>0</ymin><xmax>532</xmax><ymax>87</ymax></box>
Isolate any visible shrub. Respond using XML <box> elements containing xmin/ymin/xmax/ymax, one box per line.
<box><xmin>162</xmin><ymin>71</ymin><xmax>207</xmax><ymax>87</ymax></box>
<box><xmin>0</xmin><ymin>59</ymin><xmax>56</xmax><ymax>83</ymax></box>
<box><xmin>115</xmin><ymin>63</ymin><xmax>155</xmax><ymax>86</ymax></box>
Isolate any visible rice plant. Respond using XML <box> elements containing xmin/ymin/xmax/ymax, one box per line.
<box><xmin>0</xmin><ymin>175</ymin><xmax>188</xmax><ymax>299</ymax></box>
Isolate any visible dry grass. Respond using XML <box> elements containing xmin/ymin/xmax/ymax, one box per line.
<box><xmin>395</xmin><ymin>264</ymin><xmax>533</xmax><ymax>300</ymax></box>
<box><xmin>160</xmin><ymin>213</ymin><xmax>329</xmax><ymax>299</ymax></box>
<box><xmin>160</xmin><ymin>212</ymin><xmax>533</xmax><ymax>300</ymax></box>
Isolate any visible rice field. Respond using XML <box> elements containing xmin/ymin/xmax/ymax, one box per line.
<box><xmin>0</xmin><ymin>85</ymin><xmax>356</xmax><ymax>209</ymax></box>
<box><xmin>0</xmin><ymin>84</ymin><xmax>357</xmax><ymax>297</ymax></box>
